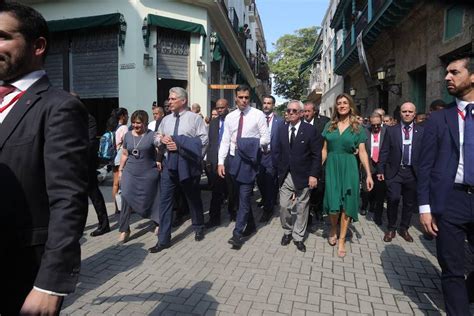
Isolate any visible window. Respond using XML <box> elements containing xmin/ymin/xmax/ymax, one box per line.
<box><xmin>444</xmin><ymin>5</ymin><xmax>464</xmax><ymax>40</ymax></box>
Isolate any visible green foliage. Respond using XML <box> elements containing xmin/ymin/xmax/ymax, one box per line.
<box><xmin>268</xmin><ymin>27</ymin><xmax>318</xmax><ymax>100</ymax></box>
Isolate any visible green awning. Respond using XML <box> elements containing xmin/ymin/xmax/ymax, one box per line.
<box><xmin>147</xmin><ymin>14</ymin><xmax>206</xmax><ymax>37</ymax></box>
<box><xmin>298</xmin><ymin>37</ymin><xmax>322</xmax><ymax>76</ymax></box>
<box><xmin>48</xmin><ymin>13</ymin><xmax>127</xmax><ymax>47</ymax></box>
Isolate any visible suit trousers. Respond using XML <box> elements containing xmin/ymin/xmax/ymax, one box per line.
<box><xmin>88</xmin><ymin>165</ymin><xmax>109</xmax><ymax>230</ymax></box>
<box><xmin>209</xmin><ymin>168</ymin><xmax>236</xmax><ymax>222</ymax></box>
<box><xmin>232</xmin><ymin>177</ymin><xmax>255</xmax><ymax>238</ymax></box>
<box><xmin>361</xmin><ymin>172</ymin><xmax>386</xmax><ymax>221</ymax></box>
<box><xmin>386</xmin><ymin>166</ymin><xmax>416</xmax><ymax>232</ymax></box>
<box><xmin>158</xmin><ymin>168</ymin><xmax>204</xmax><ymax>245</ymax></box>
<box><xmin>279</xmin><ymin>173</ymin><xmax>310</xmax><ymax>242</ymax></box>
<box><xmin>256</xmin><ymin>160</ymin><xmax>278</xmax><ymax>214</ymax></box>
<box><xmin>434</xmin><ymin>186</ymin><xmax>474</xmax><ymax>316</ymax></box>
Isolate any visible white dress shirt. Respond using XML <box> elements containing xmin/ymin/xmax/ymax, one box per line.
<box><xmin>218</xmin><ymin>106</ymin><xmax>270</xmax><ymax>165</ymax></box>
<box><xmin>400</xmin><ymin>122</ymin><xmax>414</xmax><ymax>165</ymax></box>
<box><xmin>288</xmin><ymin>120</ymin><xmax>301</xmax><ymax>142</ymax></box>
<box><xmin>419</xmin><ymin>98</ymin><xmax>470</xmax><ymax>214</ymax></box>
<box><xmin>0</xmin><ymin>70</ymin><xmax>46</xmax><ymax>123</ymax></box>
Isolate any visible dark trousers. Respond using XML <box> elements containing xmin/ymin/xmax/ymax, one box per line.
<box><xmin>256</xmin><ymin>161</ymin><xmax>278</xmax><ymax>214</ymax></box>
<box><xmin>361</xmin><ymin>172</ymin><xmax>386</xmax><ymax>221</ymax></box>
<box><xmin>434</xmin><ymin>186</ymin><xmax>474</xmax><ymax>316</ymax></box>
<box><xmin>88</xmin><ymin>166</ymin><xmax>109</xmax><ymax>230</ymax></box>
<box><xmin>386</xmin><ymin>166</ymin><xmax>416</xmax><ymax>232</ymax></box>
<box><xmin>209</xmin><ymin>168</ymin><xmax>236</xmax><ymax>222</ymax></box>
<box><xmin>158</xmin><ymin>168</ymin><xmax>204</xmax><ymax>245</ymax></box>
<box><xmin>233</xmin><ymin>178</ymin><xmax>255</xmax><ymax>238</ymax></box>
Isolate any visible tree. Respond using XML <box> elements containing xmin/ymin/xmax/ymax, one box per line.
<box><xmin>268</xmin><ymin>27</ymin><xmax>318</xmax><ymax>100</ymax></box>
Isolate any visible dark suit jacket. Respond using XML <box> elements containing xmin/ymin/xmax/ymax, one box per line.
<box><xmin>274</xmin><ymin>122</ymin><xmax>322</xmax><ymax>190</ymax></box>
<box><xmin>307</xmin><ymin>115</ymin><xmax>330</xmax><ymax>136</ymax></box>
<box><xmin>206</xmin><ymin>116</ymin><xmax>224</xmax><ymax>168</ymax></box>
<box><xmin>168</xmin><ymin>135</ymin><xmax>202</xmax><ymax>181</ymax></box>
<box><xmin>229</xmin><ymin>137</ymin><xmax>260</xmax><ymax>184</ymax></box>
<box><xmin>377</xmin><ymin>123</ymin><xmax>424</xmax><ymax>180</ymax></box>
<box><xmin>363</xmin><ymin>126</ymin><xmax>386</xmax><ymax>174</ymax></box>
<box><xmin>0</xmin><ymin>76</ymin><xmax>88</xmax><ymax>293</ymax></box>
<box><xmin>261</xmin><ymin>114</ymin><xmax>284</xmax><ymax>169</ymax></box>
<box><xmin>417</xmin><ymin>103</ymin><xmax>461</xmax><ymax>214</ymax></box>
<box><xmin>88</xmin><ymin>114</ymin><xmax>99</xmax><ymax>170</ymax></box>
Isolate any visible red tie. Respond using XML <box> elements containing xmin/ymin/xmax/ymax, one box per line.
<box><xmin>0</xmin><ymin>84</ymin><xmax>17</xmax><ymax>113</ymax></box>
<box><xmin>372</xmin><ymin>132</ymin><xmax>379</xmax><ymax>163</ymax></box>
<box><xmin>237</xmin><ymin>111</ymin><xmax>244</xmax><ymax>139</ymax></box>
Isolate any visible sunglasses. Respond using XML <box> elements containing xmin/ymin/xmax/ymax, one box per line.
<box><xmin>286</xmin><ymin>109</ymin><xmax>300</xmax><ymax>114</ymax></box>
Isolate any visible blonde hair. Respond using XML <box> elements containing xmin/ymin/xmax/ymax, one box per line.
<box><xmin>327</xmin><ymin>93</ymin><xmax>360</xmax><ymax>133</ymax></box>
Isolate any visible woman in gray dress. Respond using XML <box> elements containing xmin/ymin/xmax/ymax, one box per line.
<box><xmin>118</xmin><ymin>110</ymin><xmax>160</xmax><ymax>243</ymax></box>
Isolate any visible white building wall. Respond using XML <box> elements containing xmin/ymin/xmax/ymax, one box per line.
<box><xmin>27</xmin><ymin>0</ymin><xmax>210</xmax><ymax>117</ymax></box>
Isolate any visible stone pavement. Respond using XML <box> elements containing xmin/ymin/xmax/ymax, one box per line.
<box><xmin>62</xmin><ymin>180</ymin><xmax>474</xmax><ymax>316</ymax></box>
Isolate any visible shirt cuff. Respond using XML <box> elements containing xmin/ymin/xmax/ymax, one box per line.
<box><xmin>34</xmin><ymin>286</ymin><xmax>67</xmax><ymax>297</ymax></box>
<box><xmin>419</xmin><ymin>205</ymin><xmax>431</xmax><ymax>214</ymax></box>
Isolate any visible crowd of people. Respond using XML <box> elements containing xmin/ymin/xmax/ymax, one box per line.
<box><xmin>0</xmin><ymin>2</ymin><xmax>472</xmax><ymax>314</ymax></box>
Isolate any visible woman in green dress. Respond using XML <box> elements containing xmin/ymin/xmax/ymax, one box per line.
<box><xmin>322</xmin><ymin>93</ymin><xmax>373</xmax><ymax>258</ymax></box>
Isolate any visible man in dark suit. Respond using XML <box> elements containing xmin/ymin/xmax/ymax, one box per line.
<box><xmin>377</xmin><ymin>102</ymin><xmax>423</xmax><ymax>243</ymax></box>
<box><xmin>275</xmin><ymin>100</ymin><xmax>322</xmax><ymax>252</ymax></box>
<box><xmin>205</xmin><ymin>98</ymin><xmax>236</xmax><ymax>227</ymax></box>
<box><xmin>257</xmin><ymin>95</ymin><xmax>283</xmax><ymax>223</ymax></box>
<box><xmin>303</xmin><ymin>101</ymin><xmax>329</xmax><ymax>224</ymax></box>
<box><xmin>360</xmin><ymin>112</ymin><xmax>386</xmax><ymax>224</ymax></box>
<box><xmin>0</xmin><ymin>3</ymin><xmax>88</xmax><ymax>314</ymax></box>
<box><xmin>418</xmin><ymin>52</ymin><xmax>474</xmax><ymax>315</ymax></box>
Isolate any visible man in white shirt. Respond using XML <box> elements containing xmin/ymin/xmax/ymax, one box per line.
<box><xmin>418</xmin><ymin>52</ymin><xmax>474</xmax><ymax>315</ymax></box>
<box><xmin>218</xmin><ymin>85</ymin><xmax>270</xmax><ymax>249</ymax></box>
<box><xmin>147</xmin><ymin>104</ymin><xmax>164</xmax><ymax>132</ymax></box>
<box><xmin>0</xmin><ymin>3</ymin><xmax>88</xmax><ymax>314</ymax></box>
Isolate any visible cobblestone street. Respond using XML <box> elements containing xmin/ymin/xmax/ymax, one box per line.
<box><xmin>63</xmin><ymin>181</ymin><xmax>474</xmax><ymax>316</ymax></box>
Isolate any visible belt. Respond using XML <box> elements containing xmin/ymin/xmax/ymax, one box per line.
<box><xmin>453</xmin><ymin>183</ymin><xmax>474</xmax><ymax>194</ymax></box>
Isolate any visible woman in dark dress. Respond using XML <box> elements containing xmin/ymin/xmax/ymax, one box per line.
<box><xmin>118</xmin><ymin>110</ymin><xmax>160</xmax><ymax>243</ymax></box>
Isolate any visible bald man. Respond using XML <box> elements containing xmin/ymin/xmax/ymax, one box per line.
<box><xmin>205</xmin><ymin>99</ymin><xmax>236</xmax><ymax>227</ymax></box>
<box><xmin>377</xmin><ymin>102</ymin><xmax>424</xmax><ymax>243</ymax></box>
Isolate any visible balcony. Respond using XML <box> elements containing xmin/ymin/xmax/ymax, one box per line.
<box><xmin>228</xmin><ymin>7</ymin><xmax>239</xmax><ymax>34</ymax></box>
<box><xmin>333</xmin><ymin>0</ymin><xmax>416</xmax><ymax>75</ymax></box>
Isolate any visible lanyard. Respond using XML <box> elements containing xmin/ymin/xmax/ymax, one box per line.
<box><xmin>0</xmin><ymin>90</ymin><xmax>26</xmax><ymax>113</ymax></box>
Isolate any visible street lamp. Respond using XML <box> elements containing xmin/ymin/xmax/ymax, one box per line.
<box><xmin>349</xmin><ymin>87</ymin><xmax>357</xmax><ymax>96</ymax></box>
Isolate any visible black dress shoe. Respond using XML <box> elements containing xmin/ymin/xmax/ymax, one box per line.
<box><xmin>294</xmin><ymin>241</ymin><xmax>306</xmax><ymax>252</ymax></box>
<box><xmin>229</xmin><ymin>213</ymin><xmax>237</xmax><ymax>222</ymax></box>
<box><xmin>383</xmin><ymin>230</ymin><xmax>396</xmax><ymax>242</ymax></box>
<box><xmin>242</xmin><ymin>226</ymin><xmax>256</xmax><ymax>237</ymax></box>
<box><xmin>281</xmin><ymin>234</ymin><xmax>292</xmax><ymax>246</ymax></box>
<box><xmin>360</xmin><ymin>209</ymin><xmax>367</xmax><ymax>216</ymax></box>
<box><xmin>148</xmin><ymin>243</ymin><xmax>171</xmax><ymax>253</ymax></box>
<box><xmin>398</xmin><ymin>230</ymin><xmax>414</xmax><ymax>242</ymax></box>
<box><xmin>90</xmin><ymin>226</ymin><xmax>111</xmax><ymax>237</ymax></box>
<box><xmin>195</xmin><ymin>231</ymin><xmax>205</xmax><ymax>241</ymax></box>
<box><xmin>259</xmin><ymin>212</ymin><xmax>273</xmax><ymax>223</ymax></box>
<box><xmin>228</xmin><ymin>235</ymin><xmax>243</xmax><ymax>249</ymax></box>
<box><xmin>205</xmin><ymin>220</ymin><xmax>221</xmax><ymax>229</ymax></box>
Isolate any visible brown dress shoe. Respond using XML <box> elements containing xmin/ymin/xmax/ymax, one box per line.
<box><xmin>383</xmin><ymin>230</ymin><xmax>396</xmax><ymax>242</ymax></box>
<box><xmin>398</xmin><ymin>230</ymin><xmax>414</xmax><ymax>242</ymax></box>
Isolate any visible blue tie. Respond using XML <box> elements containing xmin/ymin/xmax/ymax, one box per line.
<box><xmin>464</xmin><ymin>103</ymin><xmax>474</xmax><ymax>185</ymax></box>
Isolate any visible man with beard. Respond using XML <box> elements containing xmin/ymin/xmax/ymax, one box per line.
<box><xmin>0</xmin><ymin>3</ymin><xmax>88</xmax><ymax>314</ymax></box>
<box><xmin>418</xmin><ymin>52</ymin><xmax>474</xmax><ymax>315</ymax></box>
<box><xmin>256</xmin><ymin>95</ymin><xmax>283</xmax><ymax>223</ymax></box>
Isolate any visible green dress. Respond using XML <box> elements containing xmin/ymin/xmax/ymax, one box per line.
<box><xmin>322</xmin><ymin>123</ymin><xmax>367</xmax><ymax>221</ymax></box>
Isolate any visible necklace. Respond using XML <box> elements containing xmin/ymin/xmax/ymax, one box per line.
<box><xmin>132</xmin><ymin>132</ymin><xmax>145</xmax><ymax>157</ymax></box>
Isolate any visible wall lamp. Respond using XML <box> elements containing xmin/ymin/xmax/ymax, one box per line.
<box><xmin>197</xmin><ymin>60</ymin><xmax>206</xmax><ymax>73</ymax></box>
<box><xmin>143</xmin><ymin>53</ymin><xmax>153</xmax><ymax>67</ymax></box>
<box><xmin>210</xmin><ymin>32</ymin><xmax>217</xmax><ymax>52</ymax></box>
<box><xmin>349</xmin><ymin>87</ymin><xmax>356</xmax><ymax>97</ymax></box>
<box><xmin>377</xmin><ymin>68</ymin><xmax>402</xmax><ymax>96</ymax></box>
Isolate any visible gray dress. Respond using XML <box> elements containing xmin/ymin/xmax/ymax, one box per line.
<box><xmin>119</xmin><ymin>130</ymin><xmax>160</xmax><ymax>231</ymax></box>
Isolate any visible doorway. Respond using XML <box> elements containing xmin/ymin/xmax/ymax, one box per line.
<box><xmin>409</xmin><ymin>66</ymin><xmax>427</xmax><ymax>113</ymax></box>
<box><xmin>157</xmin><ymin>79</ymin><xmax>188</xmax><ymax>108</ymax></box>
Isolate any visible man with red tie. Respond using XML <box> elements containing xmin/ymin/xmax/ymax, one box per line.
<box><xmin>418</xmin><ymin>52</ymin><xmax>474</xmax><ymax>315</ymax></box>
<box><xmin>361</xmin><ymin>113</ymin><xmax>386</xmax><ymax>225</ymax></box>
<box><xmin>0</xmin><ymin>3</ymin><xmax>88</xmax><ymax>314</ymax></box>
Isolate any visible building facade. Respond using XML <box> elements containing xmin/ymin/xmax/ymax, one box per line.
<box><xmin>330</xmin><ymin>0</ymin><xmax>473</xmax><ymax>117</ymax></box>
<box><xmin>22</xmin><ymin>0</ymin><xmax>270</xmax><ymax>133</ymax></box>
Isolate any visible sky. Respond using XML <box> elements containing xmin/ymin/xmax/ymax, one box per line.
<box><xmin>257</xmin><ymin>0</ymin><xmax>330</xmax><ymax>103</ymax></box>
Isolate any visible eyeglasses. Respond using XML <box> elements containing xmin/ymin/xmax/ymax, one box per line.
<box><xmin>237</xmin><ymin>96</ymin><xmax>250</xmax><ymax>99</ymax></box>
<box><xmin>286</xmin><ymin>109</ymin><xmax>300</xmax><ymax>114</ymax></box>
